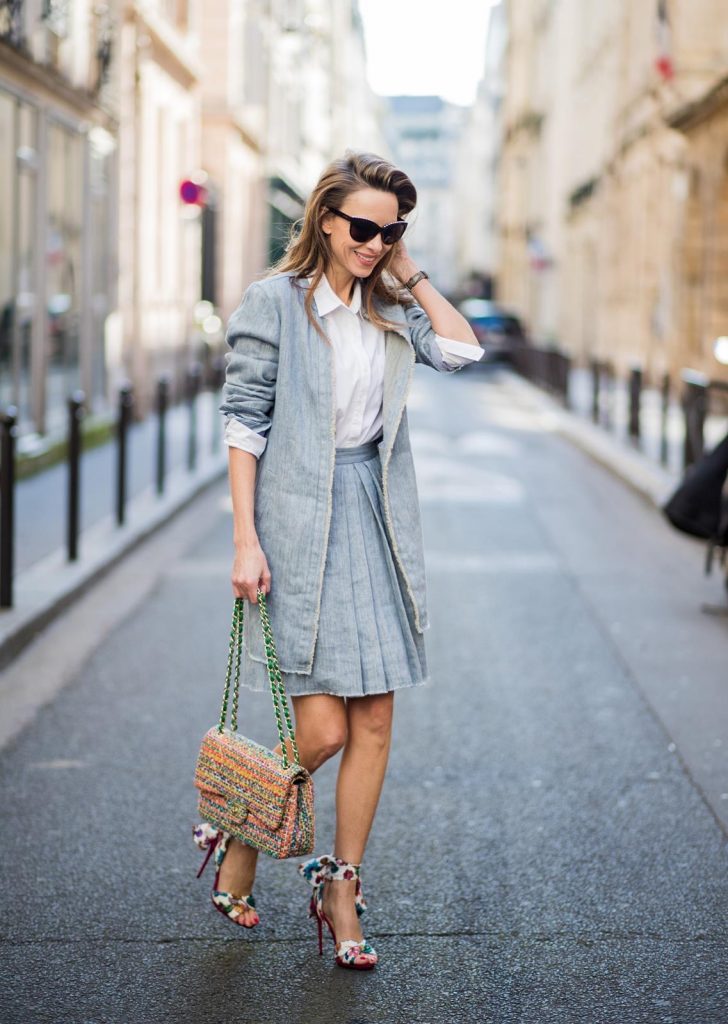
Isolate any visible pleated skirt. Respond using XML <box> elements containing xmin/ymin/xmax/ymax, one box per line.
<box><xmin>239</xmin><ymin>437</ymin><xmax>429</xmax><ymax>698</ymax></box>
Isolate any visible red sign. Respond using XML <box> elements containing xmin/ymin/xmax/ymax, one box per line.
<box><xmin>179</xmin><ymin>179</ymin><xmax>208</xmax><ymax>205</ymax></box>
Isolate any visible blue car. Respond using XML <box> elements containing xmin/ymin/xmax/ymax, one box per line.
<box><xmin>457</xmin><ymin>299</ymin><xmax>530</xmax><ymax>364</ymax></box>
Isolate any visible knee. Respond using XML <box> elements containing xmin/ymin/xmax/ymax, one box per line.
<box><xmin>355</xmin><ymin>703</ymin><xmax>393</xmax><ymax>748</ymax></box>
<box><xmin>310</xmin><ymin>725</ymin><xmax>347</xmax><ymax>768</ymax></box>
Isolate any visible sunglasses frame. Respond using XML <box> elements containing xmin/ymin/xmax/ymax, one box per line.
<box><xmin>327</xmin><ymin>207</ymin><xmax>408</xmax><ymax>247</ymax></box>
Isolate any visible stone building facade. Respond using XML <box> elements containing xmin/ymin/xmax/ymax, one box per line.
<box><xmin>1</xmin><ymin>0</ymin><xmax>383</xmax><ymax>439</ymax></box>
<box><xmin>0</xmin><ymin>0</ymin><xmax>120</xmax><ymax>436</ymax></box>
<box><xmin>497</xmin><ymin>0</ymin><xmax>728</xmax><ymax>387</ymax></box>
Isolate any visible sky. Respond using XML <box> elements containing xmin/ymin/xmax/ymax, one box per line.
<box><xmin>357</xmin><ymin>0</ymin><xmax>498</xmax><ymax>107</ymax></box>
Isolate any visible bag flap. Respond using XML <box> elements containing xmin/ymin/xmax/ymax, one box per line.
<box><xmin>195</xmin><ymin>727</ymin><xmax>309</xmax><ymax>831</ymax></box>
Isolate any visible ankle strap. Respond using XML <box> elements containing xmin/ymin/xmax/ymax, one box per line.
<box><xmin>329</xmin><ymin>856</ymin><xmax>361</xmax><ymax>881</ymax></box>
<box><xmin>298</xmin><ymin>854</ymin><xmax>361</xmax><ymax>886</ymax></box>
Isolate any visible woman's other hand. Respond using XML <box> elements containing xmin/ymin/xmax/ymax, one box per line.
<box><xmin>388</xmin><ymin>240</ymin><xmax>419</xmax><ymax>286</ymax></box>
<box><xmin>232</xmin><ymin>540</ymin><xmax>271</xmax><ymax>602</ymax></box>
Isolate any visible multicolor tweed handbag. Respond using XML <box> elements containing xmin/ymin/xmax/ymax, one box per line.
<box><xmin>193</xmin><ymin>592</ymin><xmax>314</xmax><ymax>859</ymax></box>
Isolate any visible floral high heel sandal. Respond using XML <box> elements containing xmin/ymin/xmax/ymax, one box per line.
<box><xmin>193</xmin><ymin>823</ymin><xmax>259</xmax><ymax>928</ymax></box>
<box><xmin>299</xmin><ymin>854</ymin><xmax>378</xmax><ymax>969</ymax></box>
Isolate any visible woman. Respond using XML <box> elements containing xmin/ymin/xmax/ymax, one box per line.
<box><xmin>201</xmin><ymin>151</ymin><xmax>483</xmax><ymax>969</ymax></box>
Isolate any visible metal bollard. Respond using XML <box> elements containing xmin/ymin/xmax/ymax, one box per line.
<box><xmin>116</xmin><ymin>382</ymin><xmax>134</xmax><ymax>526</ymax></box>
<box><xmin>602</xmin><ymin>362</ymin><xmax>614</xmax><ymax>430</ymax></box>
<box><xmin>211</xmin><ymin>355</ymin><xmax>225</xmax><ymax>453</ymax></box>
<box><xmin>155</xmin><ymin>375</ymin><xmax>169</xmax><ymax>496</ymax></box>
<box><xmin>0</xmin><ymin>405</ymin><xmax>18</xmax><ymax>609</ymax></box>
<box><xmin>660</xmin><ymin>373</ymin><xmax>670</xmax><ymax>466</ymax></box>
<box><xmin>561</xmin><ymin>353</ymin><xmax>572</xmax><ymax>408</ymax></box>
<box><xmin>681</xmin><ymin>369</ymin><xmax>709</xmax><ymax>469</ymax></box>
<box><xmin>628</xmin><ymin>367</ymin><xmax>642</xmax><ymax>443</ymax></box>
<box><xmin>67</xmin><ymin>391</ymin><xmax>85</xmax><ymax>561</ymax></box>
<box><xmin>187</xmin><ymin>362</ymin><xmax>202</xmax><ymax>472</ymax></box>
<box><xmin>590</xmin><ymin>359</ymin><xmax>600</xmax><ymax>424</ymax></box>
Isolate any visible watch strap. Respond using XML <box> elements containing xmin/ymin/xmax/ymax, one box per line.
<box><xmin>404</xmin><ymin>270</ymin><xmax>429</xmax><ymax>291</ymax></box>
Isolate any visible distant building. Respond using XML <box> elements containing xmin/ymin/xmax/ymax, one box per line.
<box><xmin>0</xmin><ymin>0</ymin><xmax>386</xmax><ymax>443</ymax></box>
<box><xmin>116</xmin><ymin>0</ymin><xmax>205</xmax><ymax>418</ymax></box>
<box><xmin>455</xmin><ymin>0</ymin><xmax>507</xmax><ymax>299</ymax></box>
<box><xmin>268</xmin><ymin>0</ymin><xmax>385</xmax><ymax>265</ymax></box>
<box><xmin>0</xmin><ymin>0</ymin><xmax>119</xmax><ymax>437</ymax></box>
<box><xmin>382</xmin><ymin>95</ymin><xmax>466</xmax><ymax>295</ymax></box>
<box><xmin>497</xmin><ymin>0</ymin><xmax>728</xmax><ymax>385</ymax></box>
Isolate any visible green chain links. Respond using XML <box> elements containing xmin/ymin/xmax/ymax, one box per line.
<box><xmin>217</xmin><ymin>592</ymin><xmax>300</xmax><ymax>769</ymax></box>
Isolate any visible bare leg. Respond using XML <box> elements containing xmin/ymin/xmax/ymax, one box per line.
<box><xmin>216</xmin><ymin>693</ymin><xmax>348</xmax><ymax>922</ymax></box>
<box><xmin>323</xmin><ymin>692</ymin><xmax>394</xmax><ymax>943</ymax></box>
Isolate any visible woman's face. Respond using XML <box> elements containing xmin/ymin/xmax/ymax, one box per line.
<box><xmin>322</xmin><ymin>187</ymin><xmax>400</xmax><ymax>281</ymax></box>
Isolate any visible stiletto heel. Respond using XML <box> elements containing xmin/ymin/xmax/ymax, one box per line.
<box><xmin>193</xmin><ymin>823</ymin><xmax>259</xmax><ymax>928</ymax></box>
<box><xmin>299</xmin><ymin>854</ymin><xmax>378</xmax><ymax>969</ymax></box>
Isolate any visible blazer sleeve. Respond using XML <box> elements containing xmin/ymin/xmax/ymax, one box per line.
<box><xmin>219</xmin><ymin>282</ymin><xmax>280</xmax><ymax>441</ymax></box>
<box><xmin>403</xmin><ymin>300</ymin><xmax>468</xmax><ymax>373</ymax></box>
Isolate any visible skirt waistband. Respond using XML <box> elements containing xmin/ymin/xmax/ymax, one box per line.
<box><xmin>335</xmin><ymin>437</ymin><xmax>381</xmax><ymax>464</ymax></box>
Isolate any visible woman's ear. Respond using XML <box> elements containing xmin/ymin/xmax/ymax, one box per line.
<box><xmin>320</xmin><ymin>209</ymin><xmax>333</xmax><ymax>237</ymax></box>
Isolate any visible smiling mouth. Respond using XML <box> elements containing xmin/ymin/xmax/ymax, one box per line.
<box><xmin>354</xmin><ymin>251</ymin><xmax>377</xmax><ymax>265</ymax></box>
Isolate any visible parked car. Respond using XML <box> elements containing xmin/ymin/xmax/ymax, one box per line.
<box><xmin>457</xmin><ymin>299</ymin><xmax>530</xmax><ymax>363</ymax></box>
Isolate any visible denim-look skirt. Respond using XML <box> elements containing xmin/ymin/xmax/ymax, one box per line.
<box><xmin>239</xmin><ymin>437</ymin><xmax>429</xmax><ymax>698</ymax></box>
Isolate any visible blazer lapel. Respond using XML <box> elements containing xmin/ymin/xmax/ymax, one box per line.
<box><xmin>372</xmin><ymin>300</ymin><xmax>416</xmax><ymax>469</ymax></box>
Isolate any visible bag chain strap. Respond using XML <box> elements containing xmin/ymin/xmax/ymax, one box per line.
<box><xmin>217</xmin><ymin>592</ymin><xmax>301</xmax><ymax>770</ymax></box>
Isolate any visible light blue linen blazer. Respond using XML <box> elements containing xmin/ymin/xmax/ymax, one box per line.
<box><xmin>219</xmin><ymin>270</ymin><xmax>465</xmax><ymax>675</ymax></box>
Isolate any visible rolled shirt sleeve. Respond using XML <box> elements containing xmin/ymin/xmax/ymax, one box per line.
<box><xmin>223</xmin><ymin>414</ymin><xmax>268</xmax><ymax>457</ymax></box>
<box><xmin>403</xmin><ymin>300</ymin><xmax>484</xmax><ymax>372</ymax></box>
<box><xmin>434</xmin><ymin>335</ymin><xmax>486</xmax><ymax>368</ymax></box>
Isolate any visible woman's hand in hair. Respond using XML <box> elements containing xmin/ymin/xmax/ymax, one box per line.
<box><xmin>390</xmin><ymin>242</ymin><xmax>479</xmax><ymax>346</ymax></box>
<box><xmin>388</xmin><ymin>240</ymin><xmax>419</xmax><ymax>286</ymax></box>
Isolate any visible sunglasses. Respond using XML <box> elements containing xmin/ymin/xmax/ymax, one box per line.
<box><xmin>327</xmin><ymin>207</ymin><xmax>408</xmax><ymax>246</ymax></box>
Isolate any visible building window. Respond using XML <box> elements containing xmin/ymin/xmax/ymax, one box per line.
<box><xmin>0</xmin><ymin>90</ymin><xmax>15</xmax><ymax>413</ymax></box>
<box><xmin>0</xmin><ymin>89</ymin><xmax>39</xmax><ymax>430</ymax></box>
<box><xmin>46</xmin><ymin>119</ymin><xmax>83</xmax><ymax>432</ymax></box>
<box><xmin>0</xmin><ymin>0</ymin><xmax>26</xmax><ymax>48</ymax></box>
<box><xmin>88</xmin><ymin>128</ymin><xmax>114</xmax><ymax>411</ymax></box>
<box><xmin>42</xmin><ymin>0</ymin><xmax>71</xmax><ymax>36</ymax></box>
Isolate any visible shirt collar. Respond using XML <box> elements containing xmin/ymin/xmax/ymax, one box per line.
<box><xmin>311</xmin><ymin>274</ymin><xmax>362</xmax><ymax>317</ymax></box>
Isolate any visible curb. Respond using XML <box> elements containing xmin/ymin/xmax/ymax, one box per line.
<box><xmin>0</xmin><ymin>455</ymin><xmax>228</xmax><ymax>671</ymax></box>
<box><xmin>499</xmin><ymin>370</ymin><xmax>681</xmax><ymax>511</ymax></box>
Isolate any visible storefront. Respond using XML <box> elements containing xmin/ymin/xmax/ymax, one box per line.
<box><xmin>0</xmin><ymin>79</ymin><xmax>116</xmax><ymax>440</ymax></box>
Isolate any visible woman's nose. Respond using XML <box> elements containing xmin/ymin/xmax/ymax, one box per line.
<box><xmin>366</xmin><ymin>235</ymin><xmax>384</xmax><ymax>255</ymax></box>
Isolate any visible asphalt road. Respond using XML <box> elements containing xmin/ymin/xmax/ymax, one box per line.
<box><xmin>1</xmin><ymin>364</ymin><xmax>726</xmax><ymax>1024</ymax></box>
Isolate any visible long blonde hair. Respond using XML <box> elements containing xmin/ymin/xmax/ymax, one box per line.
<box><xmin>268</xmin><ymin>151</ymin><xmax>417</xmax><ymax>340</ymax></box>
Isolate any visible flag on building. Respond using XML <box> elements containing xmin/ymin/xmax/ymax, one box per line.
<box><xmin>655</xmin><ymin>0</ymin><xmax>675</xmax><ymax>81</ymax></box>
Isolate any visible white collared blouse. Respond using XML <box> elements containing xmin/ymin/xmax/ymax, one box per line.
<box><xmin>224</xmin><ymin>274</ymin><xmax>484</xmax><ymax>456</ymax></box>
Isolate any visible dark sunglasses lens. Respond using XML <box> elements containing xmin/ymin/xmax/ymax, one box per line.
<box><xmin>382</xmin><ymin>221</ymin><xmax>407</xmax><ymax>245</ymax></box>
<box><xmin>349</xmin><ymin>218</ymin><xmax>379</xmax><ymax>243</ymax></box>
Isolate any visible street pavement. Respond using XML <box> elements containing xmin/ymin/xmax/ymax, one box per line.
<box><xmin>1</xmin><ymin>363</ymin><xmax>726</xmax><ymax>1024</ymax></box>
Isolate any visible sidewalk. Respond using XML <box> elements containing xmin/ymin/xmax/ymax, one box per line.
<box><xmin>500</xmin><ymin>369</ymin><xmax>682</xmax><ymax>510</ymax></box>
<box><xmin>567</xmin><ymin>365</ymin><xmax>727</xmax><ymax>481</ymax></box>
<box><xmin>0</xmin><ymin>392</ymin><xmax>227</xmax><ymax>671</ymax></box>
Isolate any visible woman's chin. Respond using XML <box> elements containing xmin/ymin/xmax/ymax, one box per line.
<box><xmin>349</xmin><ymin>259</ymin><xmax>377</xmax><ymax>278</ymax></box>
